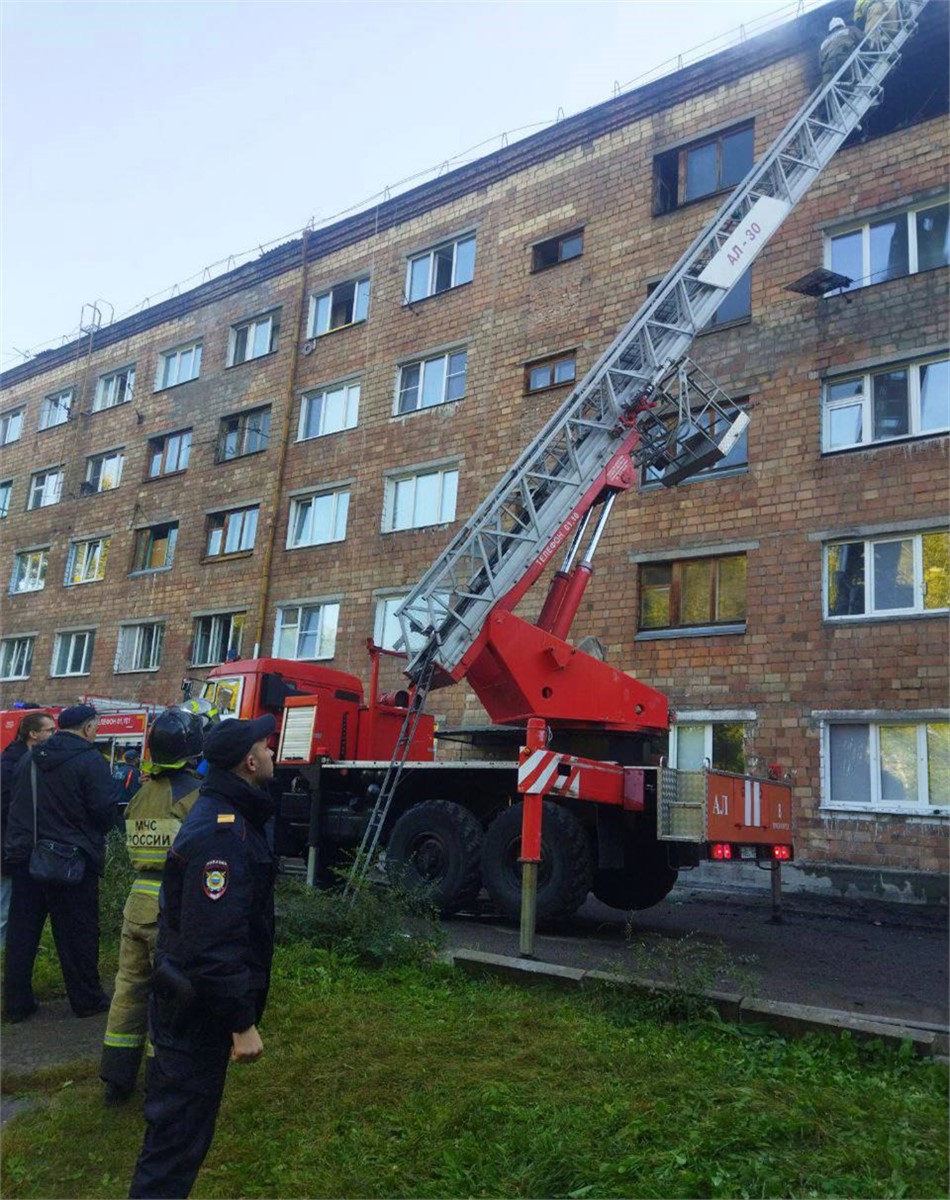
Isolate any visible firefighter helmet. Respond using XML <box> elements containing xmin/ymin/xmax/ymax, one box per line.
<box><xmin>178</xmin><ymin>696</ymin><xmax>220</xmax><ymax>730</ymax></box>
<box><xmin>147</xmin><ymin>708</ymin><xmax>205</xmax><ymax>770</ymax></box>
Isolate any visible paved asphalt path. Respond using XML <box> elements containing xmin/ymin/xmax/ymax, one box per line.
<box><xmin>442</xmin><ymin>884</ymin><xmax>949</xmax><ymax>1027</ymax></box>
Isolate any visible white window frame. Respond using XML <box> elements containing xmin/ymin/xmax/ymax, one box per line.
<box><xmin>820</xmin><ymin>718</ymin><xmax>950</xmax><ymax>816</ymax></box>
<box><xmin>28</xmin><ymin>468</ymin><xmax>63</xmax><ymax>510</ymax></box>
<box><xmin>825</xmin><ymin>198</ymin><xmax>949</xmax><ymax>291</ymax></box>
<box><xmin>297</xmin><ymin>381</ymin><xmax>360</xmax><ymax>442</ymax></box>
<box><xmin>148</xmin><ymin>429</ymin><xmax>192</xmax><ymax>478</ymax></box>
<box><xmin>286</xmin><ymin>487</ymin><xmax>350</xmax><ymax>549</ymax></box>
<box><xmin>0</xmin><ymin>480</ymin><xmax>10</xmax><ymax>518</ymax></box>
<box><xmin>190</xmin><ymin>612</ymin><xmax>246</xmax><ymax>667</ymax></box>
<box><xmin>395</xmin><ymin>351</ymin><xmax>468</xmax><ymax>415</ymax></box>
<box><xmin>308</xmin><ymin>278</ymin><xmax>370</xmax><ymax>337</ymax></box>
<box><xmin>668</xmin><ymin>715</ymin><xmax>754</xmax><ymax>773</ymax></box>
<box><xmin>383</xmin><ymin>465</ymin><xmax>459</xmax><ymax>533</ymax></box>
<box><xmin>273</xmin><ymin>601</ymin><xmax>340</xmax><ymax>661</ymax></box>
<box><xmin>10</xmin><ymin>548</ymin><xmax>48</xmax><ymax>594</ymax></box>
<box><xmin>39</xmin><ymin>389</ymin><xmax>73</xmax><ymax>430</ymax></box>
<box><xmin>85</xmin><ymin>448</ymin><xmax>125</xmax><ymax>493</ymax></box>
<box><xmin>206</xmin><ymin>506</ymin><xmax>259</xmax><ymax>557</ymax></box>
<box><xmin>0</xmin><ymin>408</ymin><xmax>24</xmax><ymax>445</ymax></box>
<box><xmin>824</xmin><ymin>529</ymin><xmax>949</xmax><ymax>620</ymax></box>
<box><xmin>228</xmin><ymin>313</ymin><xmax>279</xmax><ymax>366</ymax></box>
<box><xmin>51</xmin><ymin>629</ymin><xmax>95</xmax><ymax>677</ymax></box>
<box><xmin>93</xmin><ymin>365</ymin><xmax>135</xmax><ymax>412</ymax></box>
<box><xmin>156</xmin><ymin>340</ymin><xmax>203</xmax><ymax>389</ymax></box>
<box><xmin>65</xmin><ymin>536</ymin><xmax>111</xmax><ymax>586</ymax></box>
<box><xmin>115</xmin><ymin>621</ymin><xmax>165</xmax><ymax>673</ymax></box>
<box><xmin>822</xmin><ymin>355</ymin><xmax>949</xmax><ymax>451</ymax></box>
<box><xmin>373</xmin><ymin>590</ymin><xmax>449</xmax><ymax>655</ymax></box>
<box><xmin>0</xmin><ymin>635</ymin><xmax>35</xmax><ymax>680</ymax></box>
<box><xmin>406</xmin><ymin>234</ymin><xmax>476</xmax><ymax>302</ymax></box>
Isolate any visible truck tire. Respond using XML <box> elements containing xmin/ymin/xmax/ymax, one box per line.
<box><xmin>481</xmin><ymin>801</ymin><xmax>593</xmax><ymax>924</ymax></box>
<box><xmin>386</xmin><ymin>800</ymin><xmax>484</xmax><ymax>914</ymax></box>
<box><xmin>592</xmin><ymin>842</ymin><xmax>678</xmax><ymax>911</ymax></box>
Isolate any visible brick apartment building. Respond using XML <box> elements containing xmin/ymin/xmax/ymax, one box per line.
<box><xmin>1</xmin><ymin>2</ymin><xmax>947</xmax><ymax>896</ymax></box>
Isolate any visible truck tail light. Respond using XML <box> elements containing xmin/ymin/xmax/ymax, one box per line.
<box><xmin>772</xmin><ymin>844</ymin><xmax>792</xmax><ymax>861</ymax></box>
<box><xmin>710</xmin><ymin>842</ymin><xmax>732</xmax><ymax>860</ymax></box>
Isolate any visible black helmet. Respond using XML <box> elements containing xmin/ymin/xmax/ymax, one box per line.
<box><xmin>147</xmin><ymin>708</ymin><xmax>204</xmax><ymax>770</ymax></box>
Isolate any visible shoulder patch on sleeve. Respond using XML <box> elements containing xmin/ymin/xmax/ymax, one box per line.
<box><xmin>217</xmin><ymin>813</ymin><xmax>236</xmax><ymax>824</ymax></box>
<box><xmin>202</xmin><ymin>860</ymin><xmax>229</xmax><ymax>900</ymax></box>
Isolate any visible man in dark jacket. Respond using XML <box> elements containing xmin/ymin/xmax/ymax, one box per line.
<box><xmin>129</xmin><ymin>713</ymin><xmax>277</xmax><ymax>1199</ymax></box>
<box><xmin>3</xmin><ymin>704</ymin><xmax>116</xmax><ymax>1021</ymax></box>
<box><xmin>0</xmin><ymin>710</ymin><xmax>57</xmax><ymax>948</ymax></box>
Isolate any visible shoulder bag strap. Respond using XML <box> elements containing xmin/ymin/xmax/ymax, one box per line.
<box><xmin>31</xmin><ymin>760</ymin><xmax>39</xmax><ymax>846</ymax></box>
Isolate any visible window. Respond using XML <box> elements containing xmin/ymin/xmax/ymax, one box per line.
<box><xmin>824</xmin><ymin>720</ymin><xmax>949</xmax><ymax>814</ymax></box>
<box><xmin>206</xmin><ymin>506</ymin><xmax>259</xmax><ymax>557</ymax></box>
<box><xmin>653</xmin><ymin>124</ymin><xmax>754</xmax><ymax>215</ymax></box>
<box><xmin>217</xmin><ymin>406</ymin><xmax>271</xmax><ymax>462</ymax></box>
<box><xmin>639</xmin><ymin>553</ymin><xmax>747</xmax><ymax>631</ymax></box>
<box><xmin>191</xmin><ymin>612</ymin><xmax>246</xmax><ymax>667</ymax></box>
<box><xmin>115</xmin><ymin>622</ymin><xmax>165</xmax><ymax>673</ymax></box>
<box><xmin>93</xmin><ymin>365</ymin><xmax>135</xmax><ymax>412</ymax></box>
<box><xmin>396</xmin><ymin>351</ymin><xmax>467</xmax><ymax>415</ymax></box>
<box><xmin>156</xmin><ymin>341</ymin><xmax>202</xmax><ymax>389</ymax></box>
<box><xmin>671</xmin><ymin>721</ymin><xmax>746</xmax><ymax>773</ymax></box>
<box><xmin>39</xmin><ymin>389</ymin><xmax>73</xmax><ymax>430</ymax></box>
<box><xmin>273</xmin><ymin>601</ymin><xmax>340</xmax><ymax>661</ymax></box>
<box><xmin>298</xmin><ymin>381</ymin><xmax>359</xmax><ymax>441</ymax></box>
<box><xmin>228</xmin><ymin>313</ymin><xmax>279</xmax><ymax>365</ymax></box>
<box><xmin>384</xmin><ymin>466</ymin><xmax>459</xmax><ymax>532</ymax></box>
<box><xmin>406</xmin><ymin>234</ymin><xmax>476</xmax><ymax>302</ymax></box>
<box><xmin>0</xmin><ymin>480</ymin><xmax>11</xmax><ymax>518</ymax></box>
<box><xmin>85</xmin><ymin>449</ymin><xmax>124</xmax><ymax>494</ymax></box>
<box><xmin>373</xmin><ymin>592</ymin><xmax>448</xmax><ymax>655</ymax></box>
<box><xmin>642</xmin><ymin>402</ymin><xmax>749</xmax><ymax>486</ymax></box>
<box><xmin>287</xmin><ymin>488</ymin><xmax>350</xmax><ymax>548</ymax></box>
<box><xmin>0</xmin><ymin>408</ymin><xmax>24</xmax><ymax>446</ymax></box>
<box><xmin>148</xmin><ymin>429</ymin><xmax>192</xmax><ymax>478</ymax></box>
<box><xmin>10</xmin><ymin>549</ymin><xmax>48</xmax><ymax>594</ymax></box>
<box><xmin>525</xmin><ymin>352</ymin><xmax>577</xmax><ymax>394</ymax></box>
<box><xmin>822</xmin><ymin>356</ymin><xmax>949</xmax><ymax>451</ymax></box>
<box><xmin>131</xmin><ymin>522</ymin><xmax>179</xmax><ymax>573</ymax></box>
<box><xmin>0</xmin><ymin>635</ymin><xmax>35</xmax><ymax>680</ymax></box>
<box><xmin>51</xmin><ymin>629</ymin><xmax>95</xmax><ymax>677</ymax></box>
<box><xmin>827</xmin><ymin>200</ymin><xmax>949</xmax><ymax>291</ymax></box>
<box><xmin>825</xmin><ymin>530</ymin><xmax>949</xmax><ymax>619</ymax></box>
<box><xmin>308</xmin><ymin>278</ymin><xmax>370</xmax><ymax>337</ymax></box>
<box><xmin>65</xmin><ymin>536</ymin><xmax>110</xmax><ymax>585</ymax></box>
<box><xmin>705</xmin><ymin>267</ymin><xmax>751</xmax><ymax>327</ymax></box>
<box><xmin>532</xmin><ymin>229</ymin><xmax>584</xmax><ymax>272</ymax></box>
<box><xmin>28</xmin><ymin>468</ymin><xmax>63</xmax><ymax>510</ymax></box>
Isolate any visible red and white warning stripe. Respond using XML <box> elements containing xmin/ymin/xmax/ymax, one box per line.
<box><xmin>518</xmin><ymin>750</ymin><xmax>580</xmax><ymax>797</ymax></box>
<box><xmin>744</xmin><ymin>778</ymin><xmax>762</xmax><ymax>827</ymax></box>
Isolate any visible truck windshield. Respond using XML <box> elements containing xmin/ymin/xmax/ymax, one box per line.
<box><xmin>200</xmin><ymin>676</ymin><xmax>243</xmax><ymax>718</ymax></box>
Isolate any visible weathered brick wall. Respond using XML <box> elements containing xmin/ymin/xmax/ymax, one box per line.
<box><xmin>0</xmin><ymin>26</ymin><xmax>946</xmax><ymax>875</ymax></box>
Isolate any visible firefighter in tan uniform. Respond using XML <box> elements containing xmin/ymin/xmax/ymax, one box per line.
<box><xmin>99</xmin><ymin>708</ymin><xmax>206</xmax><ymax>1106</ymax></box>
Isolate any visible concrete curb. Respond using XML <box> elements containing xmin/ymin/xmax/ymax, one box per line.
<box><xmin>451</xmin><ymin>948</ymin><xmax>950</xmax><ymax>1059</ymax></box>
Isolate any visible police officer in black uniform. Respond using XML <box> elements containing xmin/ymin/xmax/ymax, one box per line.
<box><xmin>129</xmin><ymin>714</ymin><xmax>277</xmax><ymax>1199</ymax></box>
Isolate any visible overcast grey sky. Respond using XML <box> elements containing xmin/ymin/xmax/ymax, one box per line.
<box><xmin>1</xmin><ymin>0</ymin><xmax>823</xmax><ymax>371</ymax></box>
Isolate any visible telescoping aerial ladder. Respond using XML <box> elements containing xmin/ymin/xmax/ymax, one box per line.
<box><xmin>345</xmin><ymin>0</ymin><xmax>929</xmax><ymax>900</ymax></box>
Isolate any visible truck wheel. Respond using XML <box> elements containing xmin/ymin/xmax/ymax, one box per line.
<box><xmin>481</xmin><ymin>801</ymin><xmax>593</xmax><ymax>924</ymax></box>
<box><xmin>592</xmin><ymin>845</ymin><xmax>678</xmax><ymax>911</ymax></box>
<box><xmin>386</xmin><ymin>800</ymin><xmax>484</xmax><ymax>914</ymax></box>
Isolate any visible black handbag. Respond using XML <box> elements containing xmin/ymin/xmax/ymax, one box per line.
<box><xmin>27</xmin><ymin>763</ymin><xmax>86</xmax><ymax>886</ymax></box>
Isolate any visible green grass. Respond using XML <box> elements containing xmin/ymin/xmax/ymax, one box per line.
<box><xmin>2</xmin><ymin>851</ymin><xmax>947</xmax><ymax>1199</ymax></box>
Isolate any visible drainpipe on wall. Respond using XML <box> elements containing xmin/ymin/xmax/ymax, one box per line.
<box><xmin>251</xmin><ymin>228</ymin><xmax>311</xmax><ymax>656</ymax></box>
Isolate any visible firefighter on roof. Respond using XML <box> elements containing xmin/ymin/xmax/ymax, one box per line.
<box><xmin>99</xmin><ymin>707</ymin><xmax>206</xmax><ymax>1107</ymax></box>
<box><xmin>129</xmin><ymin>713</ymin><xmax>277</xmax><ymax>1200</ymax></box>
